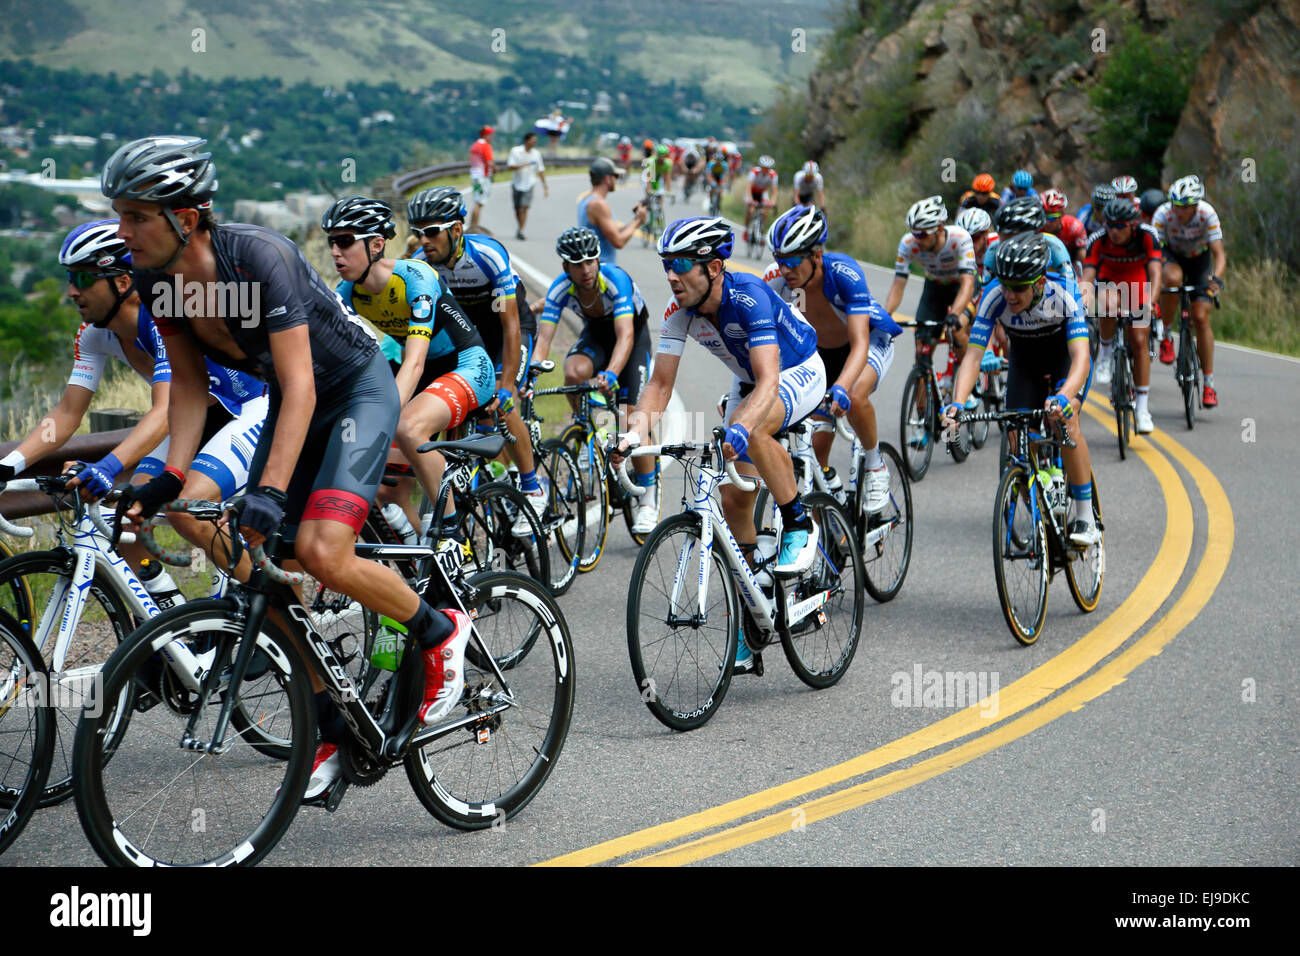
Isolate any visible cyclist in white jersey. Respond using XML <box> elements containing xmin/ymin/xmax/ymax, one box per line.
<box><xmin>0</xmin><ymin>220</ymin><xmax>268</xmax><ymax>573</ymax></box>
<box><xmin>791</xmin><ymin>161</ymin><xmax>825</xmax><ymax>210</ymax></box>
<box><xmin>763</xmin><ymin>205</ymin><xmax>902</xmax><ymax>511</ymax></box>
<box><xmin>1152</xmin><ymin>175</ymin><xmax>1225</xmax><ymax>405</ymax></box>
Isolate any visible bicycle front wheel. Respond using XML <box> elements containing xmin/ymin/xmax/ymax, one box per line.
<box><xmin>0</xmin><ymin>622</ymin><xmax>54</xmax><ymax>856</ymax></box>
<box><xmin>465</xmin><ymin>483</ymin><xmax>551</xmax><ymax>588</ymax></box>
<box><xmin>561</xmin><ymin>426</ymin><xmax>609</xmax><ymax>572</ymax></box>
<box><xmin>538</xmin><ymin>438</ymin><xmax>583</xmax><ymax>596</ymax></box>
<box><xmin>405</xmin><ymin>571</ymin><xmax>573</xmax><ymax>830</ymax></box>
<box><xmin>1065</xmin><ymin>472</ymin><xmax>1104</xmax><ymax>613</ymax></box>
<box><xmin>0</xmin><ymin>549</ymin><xmax>133</xmax><ymax>807</ymax></box>
<box><xmin>72</xmin><ymin>599</ymin><xmax>314</xmax><ymax>866</ymax></box>
<box><xmin>858</xmin><ymin>442</ymin><xmax>913</xmax><ymax>603</ymax></box>
<box><xmin>1178</xmin><ymin>325</ymin><xmax>1196</xmax><ymax>430</ymax></box>
<box><xmin>627</xmin><ymin>512</ymin><xmax>737</xmax><ymax>731</ymax></box>
<box><xmin>1113</xmin><ymin>351</ymin><xmax>1130</xmax><ymax>460</ymax></box>
<box><xmin>992</xmin><ymin>465</ymin><xmax>1049</xmax><ymax>646</ymax></box>
<box><xmin>900</xmin><ymin>366</ymin><xmax>935</xmax><ymax>482</ymax></box>
<box><xmin>780</xmin><ymin>493</ymin><xmax>864</xmax><ymax>689</ymax></box>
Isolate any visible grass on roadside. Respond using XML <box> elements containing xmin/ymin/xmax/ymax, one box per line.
<box><xmin>1214</xmin><ymin>258</ymin><xmax>1300</xmax><ymax>357</ymax></box>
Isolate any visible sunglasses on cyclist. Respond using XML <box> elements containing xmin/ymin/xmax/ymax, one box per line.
<box><xmin>66</xmin><ymin>270</ymin><xmax>116</xmax><ymax>289</ymax></box>
<box><xmin>661</xmin><ymin>257</ymin><xmax>701</xmax><ymax>275</ymax></box>
<box><xmin>327</xmin><ymin>233</ymin><xmax>377</xmax><ymax>250</ymax></box>
<box><xmin>562</xmin><ymin>253</ymin><xmax>600</xmax><ymax>266</ymax></box>
<box><xmin>1105</xmin><ymin>221</ymin><xmax>1132</xmax><ymax>231</ymax></box>
<box><xmin>1044</xmin><ymin>212</ymin><xmax>1062</xmax><ymax>220</ymax></box>
<box><xmin>410</xmin><ymin>224</ymin><xmax>453</xmax><ymax>240</ymax></box>
<box><xmin>1000</xmin><ymin>277</ymin><xmax>1042</xmax><ymax>290</ymax></box>
<box><xmin>911</xmin><ymin>228</ymin><xmax>937</xmax><ymax>239</ymax></box>
<box><xmin>775</xmin><ymin>255</ymin><xmax>807</xmax><ymax>270</ymax></box>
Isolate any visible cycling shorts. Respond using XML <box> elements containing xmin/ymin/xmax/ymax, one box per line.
<box><xmin>249</xmin><ymin>348</ymin><xmax>397</xmax><ymax>535</ymax></box>
<box><xmin>722</xmin><ymin>352</ymin><xmax>827</xmax><ymax>464</ymax></box>
<box><xmin>492</xmin><ymin>329</ymin><xmax>536</xmax><ymax>389</ymax></box>
<box><xmin>137</xmin><ymin>394</ymin><xmax>270</xmax><ymax>500</ymax></box>
<box><xmin>566</xmin><ymin>319</ymin><xmax>653</xmax><ymax>407</ymax></box>
<box><xmin>1169</xmin><ymin>250</ymin><xmax>1214</xmax><ymax>302</ymax></box>
<box><xmin>1005</xmin><ymin>336</ymin><xmax>1093</xmax><ymax>411</ymax></box>
<box><xmin>916</xmin><ymin>279</ymin><xmax>961</xmax><ymax>328</ymax></box>
<box><xmin>749</xmin><ymin>187</ymin><xmax>769</xmax><ymax>202</ymax></box>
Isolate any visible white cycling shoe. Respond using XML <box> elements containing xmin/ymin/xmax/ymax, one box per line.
<box><xmin>511</xmin><ymin>487</ymin><xmax>548</xmax><ymax>537</ymax></box>
<box><xmin>1136</xmin><ymin>410</ymin><xmax>1155</xmax><ymax>434</ymax></box>
<box><xmin>864</xmin><ymin>465</ymin><xmax>891</xmax><ymax>513</ymax></box>
<box><xmin>631</xmin><ymin>501</ymin><xmax>659</xmax><ymax>535</ymax></box>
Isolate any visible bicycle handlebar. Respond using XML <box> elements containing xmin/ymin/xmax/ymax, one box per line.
<box><xmin>619</xmin><ymin>437</ymin><xmax>757</xmax><ymax>492</ymax></box>
<box><xmin>0</xmin><ymin>478</ymin><xmax>37</xmax><ymax>537</ymax></box>
<box><xmin>956</xmin><ymin>409</ymin><xmax>1076</xmax><ymax>449</ymax></box>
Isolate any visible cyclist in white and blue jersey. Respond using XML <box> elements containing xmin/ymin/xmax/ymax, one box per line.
<box><xmin>943</xmin><ymin>233</ymin><xmax>1099</xmax><ymax>547</ymax></box>
<box><xmin>611</xmin><ymin>218</ymin><xmax>827</xmax><ymax>631</ymax></box>
<box><xmin>763</xmin><ymin>205</ymin><xmax>902</xmax><ymax>513</ymax></box>
<box><xmin>533</xmin><ymin>227</ymin><xmax>660</xmax><ymax>532</ymax></box>
<box><xmin>408</xmin><ymin>186</ymin><xmax>547</xmax><ymax>533</ymax></box>
<box><xmin>0</xmin><ymin>220</ymin><xmax>268</xmax><ymax>573</ymax></box>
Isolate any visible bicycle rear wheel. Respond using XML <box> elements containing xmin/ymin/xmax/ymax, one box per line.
<box><xmin>561</xmin><ymin>426</ymin><xmax>610</xmax><ymax>572</ymax></box>
<box><xmin>970</xmin><ymin>376</ymin><xmax>991</xmax><ymax>449</ymax></box>
<box><xmin>780</xmin><ymin>493</ymin><xmax>863</xmax><ymax>689</ymax></box>
<box><xmin>0</xmin><ymin>622</ymin><xmax>54</xmax><ymax>856</ymax></box>
<box><xmin>858</xmin><ymin>442</ymin><xmax>912</xmax><ymax>603</ymax></box>
<box><xmin>627</xmin><ymin>512</ymin><xmax>737</xmax><ymax>731</ymax></box>
<box><xmin>992</xmin><ymin>464</ymin><xmax>1049</xmax><ymax>646</ymax></box>
<box><xmin>1113</xmin><ymin>349</ymin><xmax>1130</xmax><ymax>460</ymax></box>
<box><xmin>464</xmin><ymin>483</ymin><xmax>550</xmax><ymax>588</ymax></box>
<box><xmin>405</xmin><ymin>570</ymin><xmax>573</xmax><ymax>830</ymax></box>
<box><xmin>1179</xmin><ymin>323</ymin><xmax>1196</xmax><ymax>430</ymax></box>
<box><xmin>72</xmin><ymin>599</ymin><xmax>314</xmax><ymax>866</ymax></box>
<box><xmin>899</xmin><ymin>366</ymin><xmax>935</xmax><ymax>482</ymax></box>
<box><xmin>1065</xmin><ymin>472</ymin><xmax>1104</xmax><ymax>613</ymax></box>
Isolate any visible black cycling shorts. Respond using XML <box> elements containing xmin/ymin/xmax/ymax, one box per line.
<box><xmin>1170</xmin><ymin>250</ymin><xmax>1214</xmax><ymax>302</ymax></box>
<box><xmin>1005</xmin><ymin>334</ymin><xmax>1092</xmax><ymax>411</ymax></box>
<box><xmin>566</xmin><ymin>317</ymin><xmax>653</xmax><ymax>407</ymax></box>
<box><xmin>817</xmin><ymin>341</ymin><xmax>852</xmax><ymax>385</ymax></box>
<box><xmin>915</xmin><ymin>279</ymin><xmax>961</xmax><ymax>329</ymax></box>
<box><xmin>249</xmin><ymin>348</ymin><xmax>397</xmax><ymax>535</ymax></box>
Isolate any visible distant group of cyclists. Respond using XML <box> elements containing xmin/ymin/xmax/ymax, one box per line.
<box><xmin>0</xmin><ymin>127</ymin><xmax>1230</xmax><ymax>800</ymax></box>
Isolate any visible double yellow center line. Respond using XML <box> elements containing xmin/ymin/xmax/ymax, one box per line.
<box><xmin>536</xmin><ymin>398</ymin><xmax>1232</xmax><ymax>866</ymax></box>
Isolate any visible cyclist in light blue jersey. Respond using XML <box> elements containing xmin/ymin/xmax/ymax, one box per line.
<box><xmin>985</xmin><ymin>197</ymin><xmax>1079</xmax><ymax>298</ymax></box>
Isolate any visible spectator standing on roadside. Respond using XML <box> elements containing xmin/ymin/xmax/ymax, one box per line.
<box><xmin>468</xmin><ymin>125</ymin><xmax>495</xmax><ymax>230</ymax></box>
<box><xmin>508</xmin><ymin>131</ymin><xmax>548</xmax><ymax>240</ymax></box>
<box><xmin>578</xmin><ymin>157</ymin><xmax>647</xmax><ymax>266</ymax></box>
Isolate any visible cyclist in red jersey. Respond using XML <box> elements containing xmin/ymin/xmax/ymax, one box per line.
<box><xmin>1081</xmin><ymin>198</ymin><xmax>1162</xmax><ymax>433</ymax></box>
<box><xmin>1040</xmin><ymin>189</ymin><xmax>1087</xmax><ymax>275</ymax></box>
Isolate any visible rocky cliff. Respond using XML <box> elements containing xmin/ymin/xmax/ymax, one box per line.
<box><xmin>801</xmin><ymin>0</ymin><xmax>1295</xmax><ymax>202</ymax></box>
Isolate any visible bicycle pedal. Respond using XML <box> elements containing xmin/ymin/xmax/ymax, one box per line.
<box><xmin>310</xmin><ymin>777</ymin><xmax>350</xmax><ymax>812</ymax></box>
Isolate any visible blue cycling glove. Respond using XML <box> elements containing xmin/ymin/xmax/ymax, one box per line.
<box><xmin>830</xmin><ymin>384</ymin><xmax>851</xmax><ymax>413</ymax></box>
<box><xmin>980</xmin><ymin>350</ymin><xmax>1002</xmax><ymax>373</ymax></box>
<box><xmin>724</xmin><ymin>423</ymin><xmax>749</xmax><ymax>459</ymax></box>
<box><xmin>596</xmin><ymin>369</ymin><xmax>619</xmax><ymax>393</ymax></box>
<box><xmin>73</xmin><ymin>453</ymin><xmax>123</xmax><ymax>500</ymax></box>
<box><xmin>495</xmin><ymin>388</ymin><xmax>515</xmax><ymax>415</ymax></box>
<box><xmin>1048</xmin><ymin>393</ymin><xmax>1075</xmax><ymax>419</ymax></box>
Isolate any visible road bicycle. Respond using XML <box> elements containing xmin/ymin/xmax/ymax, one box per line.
<box><xmin>1103</xmin><ymin>309</ymin><xmax>1141</xmax><ymax>460</ymax></box>
<box><xmin>956</xmin><ymin>408</ymin><xmax>1104</xmax><ymax>645</ymax></box>
<box><xmin>642</xmin><ymin>189</ymin><xmax>666</xmax><ymax>247</ymax></box>
<box><xmin>71</xmin><ymin>476</ymin><xmax>574</xmax><ymax>866</ymax></box>
<box><xmin>752</xmin><ymin>411</ymin><xmax>912</xmax><ymax>603</ymax></box>
<box><xmin>745</xmin><ymin>202</ymin><xmax>770</xmax><ymax>259</ymax></box>
<box><xmin>1163</xmin><ymin>284</ymin><xmax>1219</xmax><ymax>430</ymax></box>
<box><xmin>620</xmin><ymin>426</ymin><xmax>864</xmax><ymax>731</ymax></box>
<box><xmin>0</xmin><ymin>477</ymin><xmax>290</xmax><ymax>807</ymax></box>
<box><xmin>899</xmin><ymin>316</ymin><xmax>972</xmax><ymax>480</ymax></box>
<box><xmin>0</xmin><ymin>616</ymin><xmax>51</xmax><ymax>856</ymax></box>
<box><xmin>706</xmin><ymin>180</ymin><xmax>723</xmax><ymax>217</ymax></box>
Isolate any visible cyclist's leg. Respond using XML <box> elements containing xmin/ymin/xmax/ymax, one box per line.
<box><xmin>718</xmin><ymin>378</ymin><xmax>761</xmax><ymax>547</ymax></box>
<box><xmin>620</xmin><ymin>328</ymin><xmax>657</xmax><ymax>485</ymax></box>
<box><xmin>847</xmin><ymin>328</ymin><xmax>895</xmax><ymax>467</ymax></box>
<box><xmin>563</xmin><ymin>330</ymin><xmax>603</xmax><ymax>415</ymax></box>
<box><xmin>1183</xmin><ymin>252</ymin><xmax>1216</xmax><ymax>377</ymax></box>
<box><xmin>812</xmin><ymin>342</ymin><xmax>851</xmax><ymax>468</ymax></box>
<box><xmin>1158</xmin><ymin>260</ymin><xmax>1183</xmax><ymax>339</ymax></box>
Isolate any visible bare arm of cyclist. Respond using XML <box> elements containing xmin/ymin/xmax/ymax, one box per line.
<box><xmin>884</xmin><ymin>274</ymin><xmax>909</xmax><ymax>316</ymax></box>
<box><xmin>601</xmin><ymin>312</ymin><xmax>636</xmax><ymax>391</ymax></box>
<box><xmin>497</xmin><ymin>295</ymin><xmax>522</xmax><ymax>395</ymax></box>
<box><xmin>255</xmin><ymin>324</ymin><xmax>316</xmax><ymax>493</ymax></box>
<box><xmin>10</xmin><ymin>385</ymin><xmax>92</xmax><ymax>469</ymax></box>
<box><xmin>832</xmin><ymin>313</ymin><xmax>871</xmax><ymax>414</ymax></box>
<box><xmin>394</xmin><ymin>334</ymin><xmax>430</xmax><ymax>407</ymax></box>
<box><xmin>724</xmin><ymin>343</ymin><xmax>780</xmax><ymax>460</ymax></box>
<box><xmin>159</xmin><ymin>332</ymin><xmax>216</xmax><ymax>482</ymax></box>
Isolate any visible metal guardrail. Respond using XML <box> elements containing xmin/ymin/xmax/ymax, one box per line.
<box><xmin>389</xmin><ymin>155</ymin><xmax>599</xmax><ymax>197</ymax></box>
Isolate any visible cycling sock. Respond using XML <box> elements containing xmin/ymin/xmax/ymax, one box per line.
<box><xmin>315</xmin><ymin>691</ymin><xmax>346</xmax><ymax>745</ymax></box>
<box><xmin>1205</xmin><ymin>373</ymin><xmax>1214</xmax><ymax>388</ymax></box>
<box><xmin>518</xmin><ymin>468</ymin><xmax>540</xmax><ymax>494</ymax></box>
<box><xmin>1136</xmin><ymin>388</ymin><xmax>1150</xmax><ymax>415</ymax></box>
<box><xmin>633</xmin><ymin>469</ymin><xmax>657</xmax><ymax>488</ymax></box>
<box><xmin>862</xmin><ymin>444</ymin><xmax>883</xmax><ymax>471</ymax></box>
<box><xmin>778</xmin><ymin>496</ymin><xmax>811</xmax><ymax>531</ymax></box>
<box><xmin>405</xmin><ymin>600</ymin><xmax>453</xmax><ymax>650</ymax></box>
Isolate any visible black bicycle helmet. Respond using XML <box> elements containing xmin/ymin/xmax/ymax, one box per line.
<box><xmin>589</xmin><ymin>157</ymin><xmax>618</xmax><ymax>185</ymax></box>
<box><xmin>1139</xmin><ymin>187</ymin><xmax>1165</xmax><ymax>218</ymax></box>
<box><xmin>321</xmin><ymin>196</ymin><xmax>396</xmax><ymax>239</ymax></box>
<box><xmin>406</xmin><ymin>186</ymin><xmax>466</xmax><ymax>224</ymax></box>
<box><xmin>995</xmin><ymin>195</ymin><xmax>1046</xmax><ymax>236</ymax></box>
<box><xmin>101</xmin><ymin>136</ymin><xmax>217</xmax><ymax>208</ymax></box>
<box><xmin>992</xmin><ymin>232</ymin><xmax>1051</xmax><ymax>284</ymax></box>
<box><xmin>1104</xmin><ymin>196</ymin><xmax>1139</xmax><ymax>222</ymax></box>
<box><xmin>556</xmin><ymin>226</ymin><xmax>601</xmax><ymax>262</ymax></box>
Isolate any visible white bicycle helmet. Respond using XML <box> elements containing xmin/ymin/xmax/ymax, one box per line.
<box><xmin>907</xmin><ymin>195</ymin><xmax>948</xmax><ymax>231</ymax></box>
<box><xmin>657</xmin><ymin>217</ymin><xmax>734</xmax><ymax>259</ymax></box>
<box><xmin>1168</xmin><ymin>174</ymin><xmax>1204</xmax><ymax>205</ymax></box>
<box><xmin>1111</xmin><ymin>174</ymin><xmax>1138</xmax><ymax>195</ymax></box>
<box><xmin>954</xmin><ymin>207</ymin><xmax>992</xmax><ymax>236</ymax></box>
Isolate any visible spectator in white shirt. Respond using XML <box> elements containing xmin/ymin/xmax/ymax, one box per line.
<box><xmin>507</xmin><ymin>132</ymin><xmax>548</xmax><ymax>240</ymax></box>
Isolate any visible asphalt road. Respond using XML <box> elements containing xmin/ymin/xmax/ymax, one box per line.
<box><xmin>5</xmin><ymin>171</ymin><xmax>1295</xmax><ymax>868</ymax></box>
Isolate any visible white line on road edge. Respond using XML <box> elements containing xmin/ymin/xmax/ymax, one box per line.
<box><xmin>1217</xmin><ymin>342</ymin><xmax>1300</xmax><ymax>365</ymax></box>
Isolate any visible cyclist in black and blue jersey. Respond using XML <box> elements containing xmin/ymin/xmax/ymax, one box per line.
<box><xmin>943</xmin><ymin>232</ymin><xmax>1099</xmax><ymax>547</ymax></box>
<box><xmin>407</xmin><ymin>186</ymin><xmax>547</xmax><ymax>535</ymax></box>
<box><xmin>611</xmin><ymin>217</ymin><xmax>826</xmax><ymax>673</ymax></box>
<box><xmin>325</xmin><ymin>196</ymin><xmax>494</xmax><ymax>543</ymax></box>
<box><xmin>105</xmin><ymin>136</ymin><xmax>472</xmax><ymax>801</ymax></box>
<box><xmin>762</xmin><ymin>205</ymin><xmax>903</xmax><ymax>513</ymax></box>
<box><xmin>533</xmin><ymin>226</ymin><xmax>659</xmax><ymax>532</ymax></box>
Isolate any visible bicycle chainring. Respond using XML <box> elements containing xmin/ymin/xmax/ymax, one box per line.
<box><xmin>338</xmin><ymin>735</ymin><xmax>389</xmax><ymax>787</ymax></box>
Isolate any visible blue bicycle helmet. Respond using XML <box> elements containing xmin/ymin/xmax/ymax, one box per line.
<box><xmin>767</xmin><ymin>205</ymin><xmax>828</xmax><ymax>257</ymax></box>
<box><xmin>1012</xmin><ymin>169</ymin><xmax>1033</xmax><ymax>189</ymax></box>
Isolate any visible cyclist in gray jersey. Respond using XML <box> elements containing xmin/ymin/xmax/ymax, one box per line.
<box><xmin>107</xmin><ymin>136</ymin><xmax>473</xmax><ymax>801</ymax></box>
